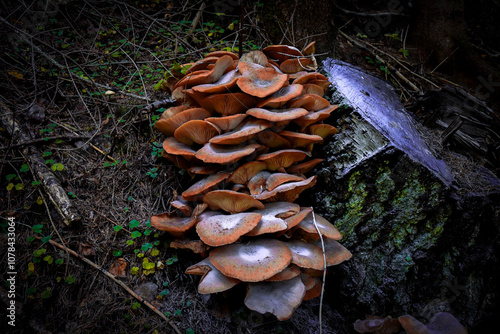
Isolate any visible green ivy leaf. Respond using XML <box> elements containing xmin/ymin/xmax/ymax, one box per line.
<box><xmin>113</xmin><ymin>225</ymin><xmax>123</xmax><ymax>232</ymax></box>
<box><xmin>129</xmin><ymin>220</ymin><xmax>140</xmax><ymax>229</ymax></box>
<box><xmin>32</xmin><ymin>224</ymin><xmax>43</xmax><ymax>233</ymax></box>
<box><xmin>41</xmin><ymin>288</ymin><xmax>52</xmax><ymax>299</ymax></box>
<box><xmin>20</xmin><ymin>164</ymin><xmax>29</xmax><ymax>172</ymax></box>
<box><xmin>131</xmin><ymin>231</ymin><xmax>142</xmax><ymax>239</ymax></box>
<box><xmin>65</xmin><ymin>275</ymin><xmax>76</xmax><ymax>284</ymax></box>
<box><xmin>113</xmin><ymin>250</ymin><xmax>123</xmax><ymax>257</ymax></box>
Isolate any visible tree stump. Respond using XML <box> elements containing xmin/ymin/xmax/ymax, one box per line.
<box><xmin>314</xmin><ymin>59</ymin><xmax>499</xmax><ymax>332</ymax></box>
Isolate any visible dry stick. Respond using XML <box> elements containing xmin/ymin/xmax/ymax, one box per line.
<box><xmin>0</xmin><ymin>102</ymin><xmax>81</xmax><ymax>225</ymax></box>
<box><xmin>339</xmin><ymin>30</ymin><xmax>440</xmax><ymax>89</ymax></box>
<box><xmin>310</xmin><ymin>208</ymin><xmax>326</xmax><ymax>334</ymax></box>
<box><xmin>186</xmin><ymin>2</ymin><xmax>206</xmax><ymax>40</ymax></box>
<box><xmin>34</xmin><ymin>237</ymin><xmax>182</xmax><ymax>334</ymax></box>
<box><xmin>431</xmin><ymin>47</ymin><xmax>459</xmax><ymax>74</ymax></box>
<box><xmin>37</xmin><ymin>188</ymin><xmax>71</xmax><ymax>276</ymax></box>
<box><xmin>338</xmin><ymin>30</ymin><xmax>421</xmax><ymax>93</ymax></box>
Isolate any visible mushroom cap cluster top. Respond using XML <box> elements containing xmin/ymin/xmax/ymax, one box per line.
<box><xmin>151</xmin><ymin>43</ymin><xmax>351</xmax><ymax>321</ymax></box>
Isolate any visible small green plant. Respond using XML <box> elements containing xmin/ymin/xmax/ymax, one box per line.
<box><xmin>65</xmin><ymin>275</ymin><xmax>76</xmax><ymax>284</ymax></box>
<box><xmin>113</xmin><ymin>250</ymin><xmax>123</xmax><ymax>257</ymax></box>
<box><xmin>41</xmin><ymin>288</ymin><xmax>52</xmax><ymax>299</ymax></box>
<box><xmin>151</xmin><ymin>142</ymin><xmax>163</xmax><ymax>158</ymax></box>
<box><xmin>146</xmin><ymin>167</ymin><xmax>158</xmax><ymax>178</ymax></box>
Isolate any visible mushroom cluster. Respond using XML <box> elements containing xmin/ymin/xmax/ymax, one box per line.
<box><xmin>151</xmin><ymin>43</ymin><xmax>352</xmax><ymax>320</ymax></box>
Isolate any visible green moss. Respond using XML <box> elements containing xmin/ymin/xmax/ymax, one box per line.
<box><xmin>334</xmin><ymin>171</ymin><xmax>369</xmax><ymax>246</ymax></box>
<box><xmin>389</xmin><ymin>169</ymin><xmax>428</xmax><ymax>249</ymax></box>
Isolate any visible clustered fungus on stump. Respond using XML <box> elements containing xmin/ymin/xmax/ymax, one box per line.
<box><xmin>151</xmin><ymin>44</ymin><xmax>352</xmax><ymax>321</ymax></box>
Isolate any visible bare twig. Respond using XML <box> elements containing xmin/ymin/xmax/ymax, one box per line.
<box><xmin>338</xmin><ymin>30</ymin><xmax>423</xmax><ymax>92</ymax></box>
<box><xmin>35</xmin><ymin>236</ymin><xmax>182</xmax><ymax>334</ymax></box>
<box><xmin>310</xmin><ymin>209</ymin><xmax>326</xmax><ymax>334</ymax></box>
<box><xmin>0</xmin><ymin>102</ymin><xmax>81</xmax><ymax>225</ymax></box>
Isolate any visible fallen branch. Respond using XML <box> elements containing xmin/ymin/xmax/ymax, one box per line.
<box><xmin>35</xmin><ymin>236</ymin><xmax>182</xmax><ymax>334</ymax></box>
<box><xmin>0</xmin><ymin>101</ymin><xmax>81</xmax><ymax>225</ymax></box>
<box><xmin>142</xmin><ymin>98</ymin><xmax>176</xmax><ymax>114</ymax></box>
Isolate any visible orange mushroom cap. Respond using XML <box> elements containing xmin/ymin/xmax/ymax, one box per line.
<box><xmin>286</xmin><ymin>240</ymin><xmax>325</xmax><ymax>270</ymax></box>
<box><xmin>174</xmin><ymin>55</ymin><xmax>234</xmax><ymax>89</ymax></box>
<box><xmin>247</xmin><ymin>171</ymin><xmax>272</xmax><ymax>195</ymax></box>
<box><xmin>266</xmin><ymin>264</ymin><xmax>301</xmax><ymax>282</ymax></box>
<box><xmin>254</xmin><ymin>175</ymin><xmax>317</xmax><ymax>202</ymax></box>
<box><xmin>198</xmin><ymin>92</ymin><xmax>256</xmax><ymax>116</ymax></box>
<box><xmin>203</xmin><ymin>190</ymin><xmax>264</xmax><ymax>214</ymax></box>
<box><xmin>263</xmin><ymin>45</ymin><xmax>304</xmax><ymax>63</ymax></box>
<box><xmin>209</xmin><ymin>118</ymin><xmax>271</xmax><ymax>145</ymax></box>
<box><xmin>302</xmin><ymin>83</ymin><xmax>324</xmax><ymax>97</ymax></box>
<box><xmin>228</xmin><ymin>161</ymin><xmax>267</xmax><ymax>185</ymax></box>
<box><xmin>398</xmin><ymin>312</ymin><xmax>468</xmax><ymax>334</ymax></box>
<box><xmin>246</xmin><ymin>201</ymin><xmax>301</xmax><ymax>236</ymax></box>
<box><xmin>247</xmin><ymin>107</ymin><xmax>309</xmax><ymax>123</ymax></box>
<box><xmin>191</xmin><ymin>69</ymin><xmax>241</xmax><ymax>94</ymax></box>
<box><xmin>312</xmin><ymin>238</ymin><xmax>352</xmax><ymax>266</ymax></box>
<box><xmin>174</xmin><ymin>119</ymin><xmax>221</xmax><ymax>146</ymax></box>
<box><xmin>181</xmin><ymin>171</ymin><xmax>231</xmax><ymax>201</ymax></box>
<box><xmin>209</xmin><ymin>238</ymin><xmax>293</xmax><ymax>282</ymax></box>
<box><xmin>185</xmin><ymin>258</ymin><xmax>240</xmax><ymax>294</ymax></box>
<box><xmin>256</xmin><ymin>130</ymin><xmax>292</xmax><ymax>149</ymax></box>
<box><xmin>170</xmin><ymin>238</ymin><xmax>209</xmax><ymax>256</ymax></box>
<box><xmin>287</xmin><ymin>93</ymin><xmax>330</xmax><ymax>111</ymax></box>
<box><xmin>265</xmin><ymin>173</ymin><xmax>306</xmax><ymax>191</ymax></box>
<box><xmin>286</xmin><ymin>158</ymin><xmax>324</xmax><ymax>174</ymax></box>
<box><xmin>170</xmin><ymin>198</ymin><xmax>192</xmax><ymax>216</ymax></box>
<box><xmin>303</xmin><ymin>277</ymin><xmax>322</xmax><ymax>301</ymax></box>
<box><xmin>307</xmin><ymin>124</ymin><xmax>338</xmax><ymax>139</ymax></box>
<box><xmin>279</xmin><ymin>58</ymin><xmax>314</xmax><ymax>74</ymax></box>
<box><xmin>292</xmin><ymin>72</ymin><xmax>328</xmax><ymax>85</ymax></box>
<box><xmin>159</xmin><ymin>105</ymin><xmax>188</xmax><ymax>120</ymax></box>
<box><xmin>196</xmin><ymin>212</ymin><xmax>262</xmax><ymax>247</ymax></box>
<box><xmin>297</xmin><ymin>212</ymin><xmax>342</xmax><ymax>240</ymax></box>
<box><xmin>256</xmin><ymin>149</ymin><xmax>308</xmax><ymax>171</ymax></box>
<box><xmin>196</xmin><ymin>142</ymin><xmax>262</xmax><ymax>165</ymax></box>
<box><xmin>162</xmin><ymin>137</ymin><xmax>196</xmax><ymax>160</ymax></box>
<box><xmin>155</xmin><ymin>108</ymin><xmax>211</xmax><ymax>136</ymax></box>
<box><xmin>205</xmin><ymin>114</ymin><xmax>248</xmax><ymax>132</ymax></box>
<box><xmin>255</xmin><ymin>84</ymin><xmax>304</xmax><ymax>109</ymax></box>
<box><xmin>301</xmin><ymin>41</ymin><xmax>316</xmax><ymax>56</ymax></box>
<box><xmin>240</xmin><ymin>50</ymin><xmax>268</xmax><ymax>66</ymax></box>
<box><xmin>353</xmin><ymin>315</ymin><xmax>402</xmax><ymax>334</ymax></box>
<box><xmin>237</xmin><ymin>65</ymin><xmax>288</xmax><ymax>98</ymax></box>
<box><xmin>150</xmin><ymin>212</ymin><xmax>197</xmax><ymax>237</ymax></box>
<box><xmin>278</xmin><ymin>131</ymin><xmax>324</xmax><ymax>148</ymax></box>
<box><xmin>205</xmin><ymin>50</ymin><xmax>239</xmax><ymax>60</ymax></box>
<box><xmin>292</xmin><ymin>105</ymin><xmax>339</xmax><ymax>131</ymax></box>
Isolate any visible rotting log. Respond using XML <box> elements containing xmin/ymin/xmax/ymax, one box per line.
<box><xmin>313</xmin><ymin>60</ymin><xmax>500</xmax><ymax>332</ymax></box>
<box><xmin>0</xmin><ymin>101</ymin><xmax>81</xmax><ymax>225</ymax></box>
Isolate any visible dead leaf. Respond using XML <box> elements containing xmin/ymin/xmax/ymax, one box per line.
<box><xmin>110</xmin><ymin>258</ymin><xmax>127</xmax><ymax>277</ymax></box>
<box><xmin>79</xmin><ymin>243</ymin><xmax>96</xmax><ymax>256</ymax></box>
<box><xmin>8</xmin><ymin>70</ymin><xmax>23</xmax><ymax>80</ymax></box>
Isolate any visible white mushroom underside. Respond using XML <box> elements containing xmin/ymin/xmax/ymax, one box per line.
<box><xmin>244</xmin><ymin>276</ymin><xmax>306</xmax><ymax>321</ymax></box>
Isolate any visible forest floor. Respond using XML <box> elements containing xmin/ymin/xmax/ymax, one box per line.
<box><xmin>0</xmin><ymin>1</ymin><xmax>498</xmax><ymax>334</ymax></box>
